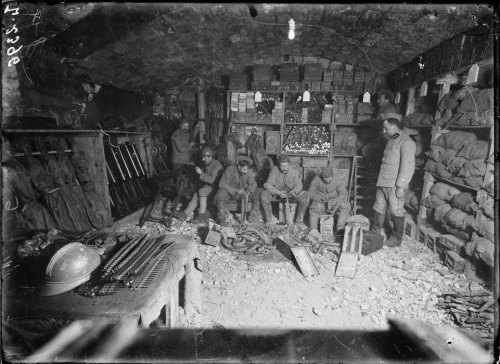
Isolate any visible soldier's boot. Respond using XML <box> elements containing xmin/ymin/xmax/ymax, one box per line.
<box><xmin>309</xmin><ymin>212</ymin><xmax>320</xmax><ymax>234</ymax></box>
<box><xmin>248</xmin><ymin>202</ymin><xmax>261</xmax><ymax>223</ymax></box>
<box><xmin>370</xmin><ymin>212</ymin><xmax>385</xmax><ymax>236</ymax></box>
<box><xmin>294</xmin><ymin>202</ymin><xmax>308</xmax><ymax>231</ymax></box>
<box><xmin>218</xmin><ymin>210</ymin><xmax>229</xmax><ymax>227</ymax></box>
<box><xmin>336</xmin><ymin>207</ymin><xmax>350</xmax><ymax>233</ymax></box>
<box><xmin>385</xmin><ymin>215</ymin><xmax>405</xmax><ymax>247</ymax></box>
<box><xmin>262</xmin><ymin>200</ymin><xmax>278</xmax><ymax>224</ymax></box>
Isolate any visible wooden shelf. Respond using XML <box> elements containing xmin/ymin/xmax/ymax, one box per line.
<box><xmin>427</xmin><ymin>172</ymin><xmax>482</xmax><ymax>192</ymax></box>
<box><xmin>231</xmin><ymin>122</ymin><xmax>280</xmax><ymax>126</ymax></box>
<box><xmin>404</xmin><ymin>125</ymin><xmax>434</xmax><ymax>129</ymax></box>
<box><xmin>285</xmin><ymin>153</ymin><xmax>330</xmax><ymax>157</ymax></box>
<box><xmin>444</xmin><ymin>125</ymin><xmax>493</xmax><ymax>130</ymax></box>
<box><xmin>2</xmin><ymin>129</ymin><xmax>148</xmax><ymax>135</ymax></box>
<box><xmin>284</xmin><ymin>123</ymin><xmax>330</xmax><ymax>126</ymax></box>
<box><xmin>334</xmin><ymin>123</ymin><xmax>375</xmax><ymax>127</ymax></box>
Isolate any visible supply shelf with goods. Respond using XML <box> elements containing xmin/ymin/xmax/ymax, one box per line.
<box><xmin>392</xmin><ymin>56</ymin><xmax>495</xmax><ymax>279</ymax></box>
<box><xmin>2</xmin><ymin>128</ymin><xmax>155</xmax><ymax>229</ymax></box>
<box><xmin>228</xmin><ymin>90</ymin><xmax>284</xmax><ymax>156</ymax></box>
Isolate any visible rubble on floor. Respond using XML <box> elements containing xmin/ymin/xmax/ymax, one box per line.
<box><xmin>120</xmin><ymin>215</ymin><xmax>493</xmax><ymax>349</ymax></box>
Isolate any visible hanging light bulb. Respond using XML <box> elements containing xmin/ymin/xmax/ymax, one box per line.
<box><xmin>288</xmin><ymin>18</ymin><xmax>295</xmax><ymax>40</ymax></box>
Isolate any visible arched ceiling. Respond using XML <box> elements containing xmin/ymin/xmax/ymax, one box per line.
<box><xmin>17</xmin><ymin>3</ymin><xmax>498</xmax><ymax>94</ymax></box>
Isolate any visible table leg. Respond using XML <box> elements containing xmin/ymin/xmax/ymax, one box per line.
<box><xmin>165</xmin><ymin>283</ymin><xmax>179</xmax><ymax>328</ymax></box>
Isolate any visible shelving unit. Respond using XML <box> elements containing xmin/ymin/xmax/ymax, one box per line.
<box><xmin>393</xmin><ymin>57</ymin><xmax>495</xmax><ymax>280</ymax></box>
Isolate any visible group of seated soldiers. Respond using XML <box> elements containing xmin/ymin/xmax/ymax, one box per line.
<box><xmin>172</xmin><ymin>146</ymin><xmax>350</xmax><ymax>235</ymax></box>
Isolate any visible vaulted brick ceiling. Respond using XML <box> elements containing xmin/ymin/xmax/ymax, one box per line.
<box><xmin>25</xmin><ymin>3</ymin><xmax>497</xmax><ymax>94</ymax></box>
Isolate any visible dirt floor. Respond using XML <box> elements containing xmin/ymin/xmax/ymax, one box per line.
<box><xmin>122</xmin><ymin>212</ymin><xmax>494</xmax><ymax>349</ymax></box>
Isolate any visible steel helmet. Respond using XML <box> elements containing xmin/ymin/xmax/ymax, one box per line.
<box><xmin>37</xmin><ymin>242</ymin><xmax>101</xmax><ymax>296</ymax></box>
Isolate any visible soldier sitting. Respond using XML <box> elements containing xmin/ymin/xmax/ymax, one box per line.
<box><xmin>296</xmin><ymin>166</ymin><xmax>350</xmax><ymax>234</ymax></box>
<box><xmin>250</xmin><ymin>154</ymin><xmax>307</xmax><ymax>225</ymax></box>
<box><xmin>214</xmin><ymin>157</ymin><xmax>257</xmax><ymax>227</ymax></box>
<box><xmin>173</xmin><ymin>146</ymin><xmax>223</xmax><ymax>223</ymax></box>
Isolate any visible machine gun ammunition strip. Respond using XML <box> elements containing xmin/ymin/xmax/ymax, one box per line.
<box><xmin>130</xmin><ymin>236</ymin><xmax>166</xmax><ymax>275</ymax></box>
<box><xmin>109</xmin><ymin>234</ymin><xmax>151</xmax><ymax>275</ymax></box>
<box><xmin>110</xmin><ymin>237</ymin><xmax>155</xmax><ymax>280</ymax></box>
<box><xmin>115</xmin><ymin>237</ymin><xmax>161</xmax><ymax>281</ymax></box>
<box><xmin>101</xmin><ymin>235</ymin><xmax>144</xmax><ymax>274</ymax></box>
<box><xmin>129</xmin><ymin>241</ymin><xmax>174</xmax><ymax>289</ymax></box>
<box><xmin>136</xmin><ymin>252</ymin><xmax>168</xmax><ymax>289</ymax></box>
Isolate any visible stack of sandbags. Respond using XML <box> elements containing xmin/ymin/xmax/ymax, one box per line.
<box><xmin>425</xmin><ymin>131</ymin><xmax>491</xmax><ymax>189</ymax></box>
<box><xmin>403</xmin><ymin>97</ymin><xmax>435</xmax><ymax>126</ymax></box>
<box><xmin>465</xmin><ymin>214</ymin><xmax>494</xmax><ymax>269</ymax></box>
<box><xmin>423</xmin><ymin>182</ymin><xmax>476</xmax><ymax>241</ymax></box>
<box><xmin>435</xmin><ymin>87</ymin><xmax>493</xmax><ymax>128</ymax></box>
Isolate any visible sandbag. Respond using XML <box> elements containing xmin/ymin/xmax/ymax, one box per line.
<box><xmin>422</xmin><ymin>194</ymin><xmax>447</xmax><ymax>208</ymax></box>
<box><xmin>429</xmin><ymin>182</ymin><xmax>461</xmax><ymax>201</ymax></box>
<box><xmin>443</xmin><ymin>224</ymin><xmax>473</xmax><ymax>241</ymax></box>
<box><xmin>448</xmin><ymin>157</ymin><xmax>468</xmax><ymax>174</ymax></box>
<box><xmin>440</xmin><ymin>149</ymin><xmax>457</xmax><ymax>167</ymax></box>
<box><xmin>404</xmin><ymin>190</ymin><xmax>420</xmax><ymax>211</ymax></box>
<box><xmin>425</xmin><ymin>160</ymin><xmax>452</xmax><ymax>179</ymax></box>
<box><xmin>474</xmin><ymin>219</ymin><xmax>494</xmax><ymax>241</ymax></box>
<box><xmin>450</xmin><ymin>192</ymin><xmax>478</xmax><ymax>214</ymax></box>
<box><xmin>443</xmin><ymin>208</ymin><xmax>476</xmax><ymax>231</ymax></box>
<box><xmin>434</xmin><ymin>203</ymin><xmax>452</xmax><ymax>223</ymax></box>
<box><xmin>458</xmin><ymin>159</ymin><xmax>487</xmax><ymax>178</ymax></box>
<box><xmin>457</xmin><ymin>141</ymin><xmax>489</xmax><ymax>160</ymax></box>
<box><xmin>481</xmin><ymin>202</ymin><xmax>494</xmax><ymax>219</ymax></box>
<box><xmin>465</xmin><ymin>237</ymin><xmax>494</xmax><ymax>268</ymax></box>
<box><xmin>426</xmin><ymin>146</ymin><xmax>445</xmax><ymax>163</ymax></box>
<box><xmin>432</xmin><ymin>131</ymin><xmax>477</xmax><ymax>152</ymax></box>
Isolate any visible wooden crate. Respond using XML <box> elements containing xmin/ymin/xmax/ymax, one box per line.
<box><xmin>426</xmin><ymin>231</ymin><xmax>441</xmax><ymax>252</ymax></box>
<box><xmin>445</xmin><ymin>250</ymin><xmax>470</xmax><ymax>274</ymax></box>
<box><xmin>405</xmin><ymin>216</ymin><xmax>417</xmax><ymax>239</ymax></box>
<box><xmin>436</xmin><ymin>234</ymin><xmax>465</xmax><ymax>255</ymax></box>
<box><xmin>320</xmin><ymin>215</ymin><xmax>334</xmax><ymax>235</ymax></box>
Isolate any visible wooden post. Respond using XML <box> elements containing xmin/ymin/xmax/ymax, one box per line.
<box><xmin>405</xmin><ymin>87</ymin><xmax>416</xmax><ymax>116</ymax></box>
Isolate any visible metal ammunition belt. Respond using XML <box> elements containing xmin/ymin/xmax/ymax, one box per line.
<box><xmin>217</xmin><ymin>226</ymin><xmax>274</xmax><ymax>255</ymax></box>
<box><xmin>78</xmin><ymin>234</ymin><xmax>173</xmax><ymax>297</ymax></box>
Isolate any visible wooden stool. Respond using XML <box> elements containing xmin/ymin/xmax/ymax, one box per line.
<box><xmin>335</xmin><ymin>215</ymin><xmax>370</xmax><ymax>278</ymax></box>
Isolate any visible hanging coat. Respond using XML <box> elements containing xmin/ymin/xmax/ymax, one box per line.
<box><xmin>71</xmin><ymin>151</ymin><xmax>112</xmax><ymax>227</ymax></box>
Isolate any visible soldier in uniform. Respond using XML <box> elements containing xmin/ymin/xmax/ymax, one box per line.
<box><xmin>371</xmin><ymin>113</ymin><xmax>416</xmax><ymax>247</ymax></box>
<box><xmin>215</xmin><ymin>157</ymin><xmax>257</xmax><ymax>227</ymax></box>
<box><xmin>296</xmin><ymin>166</ymin><xmax>350</xmax><ymax>234</ymax></box>
<box><xmin>253</xmin><ymin>154</ymin><xmax>307</xmax><ymax>225</ymax></box>
<box><xmin>171</xmin><ymin>119</ymin><xmax>194</xmax><ymax>173</ymax></box>
<box><xmin>174</xmin><ymin>146</ymin><xmax>223</xmax><ymax>223</ymax></box>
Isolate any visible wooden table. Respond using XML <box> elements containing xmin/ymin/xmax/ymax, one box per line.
<box><xmin>3</xmin><ymin>234</ymin><xmax>202</xmax><ymax>328</ymax></box>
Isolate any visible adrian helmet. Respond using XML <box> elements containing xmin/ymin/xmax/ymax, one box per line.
<box><xmin>36</xmin><ymin>242</ymin><xmax>101</xmax><ymax>296</ymax></box>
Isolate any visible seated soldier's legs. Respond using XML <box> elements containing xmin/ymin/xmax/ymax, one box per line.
<box><xmin>215</xmin><ymin>189</ymin><xmax>231</xmax><ymax>221</ymax></box>
<box><xmin>184</xmin><ymin>192</ymin><xmax>199</xmax><ymax>216</ymax></box>
<box><xmin>308</xmin><ymin>200</ymin><xmax>326</xmax><ymax>232</ymax></box>
<box><xmin>198</xmin><ymin>185</ymin><xmax>215</xmax><ymax>215</ymax></box>
<box><xmin>260</xmin><ymin>189</ymin><xmax>277</xmax><ymax>223</ymax></box>
<box><xmin>295</xmin><ymin>191</ymin><xmax>311</xmax><ymax>224</ymax></box>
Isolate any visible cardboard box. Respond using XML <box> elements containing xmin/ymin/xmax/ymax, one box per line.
<box><xmin>322</xmin><ymin>110</ymin><xmax>332</xmax><ymax>123</ymax></box>
<box><xmin>265</xmin><ymin>130</ymin><xmax>281</xmax><ymax>154</ymax></box>
<box><xmin>230</xmin><ymin>72</ymin><xmax>249</xmax><ymax>90</ymax></box>
<box><xmin>323</xmin><ymin>70</ymin><xmax>334</xmax><ymax>81</ymax></box>
<box><xmin>253</xmin><ymin>64</ymin><xmax>273</xmax><ymax>81</ymax></box>
<box><xmin>304</xmin><ymin>63</ymin><xmax>323</xmax><ymax>81</ymax></box>
<box><xmin>280</xmin><ymin>63</ymin><xmax>300</xmax><ymax>82</ymax></box>
<box><xmin>320</xmin><ymin>81</ymin><xmax>331</xmax><ymax>91</ymax></box>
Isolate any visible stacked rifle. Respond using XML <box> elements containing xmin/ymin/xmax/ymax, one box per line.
<box><xmin>151</xmin><ymin>143</ymin><xmax>170</xmax><ymax>176</ymax></box>
<box><xmin>105</xmin><ymin>143</ymin><xmax>154</xmax><ymax>219</ymax></box>
<box><xmin>78</xmin><ymin>233</ymin><xmax>173</xmax><ymax>297</ymax></box>
<box><xmin>436</xmin><ymin>290</ymin><xmax>494</xmax><ymax>341</ymax></box>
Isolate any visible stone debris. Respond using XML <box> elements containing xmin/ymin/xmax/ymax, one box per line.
<box><xmin>132</xmin><ymin>219</ymin><xmax>492</xmax><ymax>347</ymax></box>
